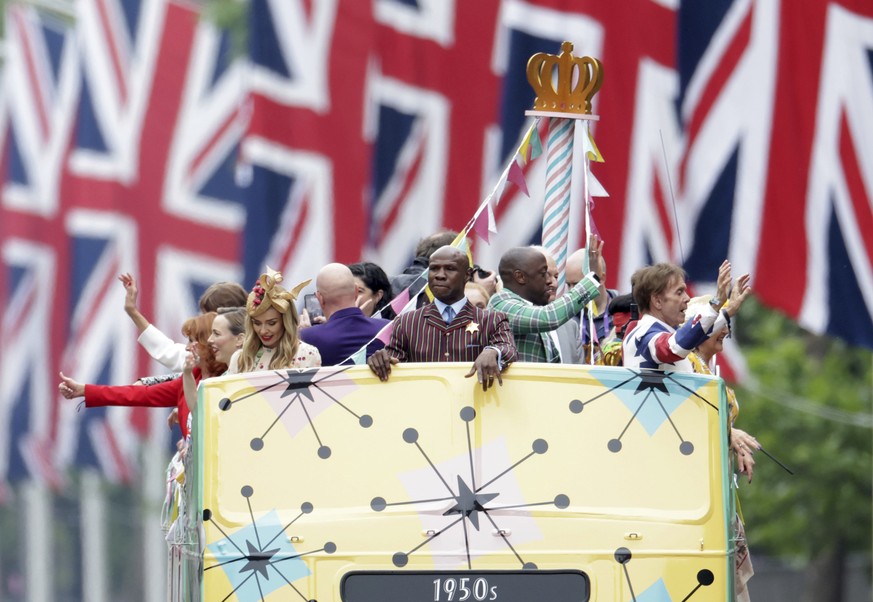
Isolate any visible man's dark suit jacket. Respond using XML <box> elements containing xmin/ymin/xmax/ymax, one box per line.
<box><xmin>300</xmin><ymin>307</ymin><xmax>391</xmax><ymax>365</ymax></box>
<box><xmin>386</xmin><ymin>301</ymin><xmax>517</xmax><ymax>364</ymax></box>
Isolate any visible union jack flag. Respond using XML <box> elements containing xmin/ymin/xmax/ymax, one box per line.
<box><xmin>2</xmin><ymin>0</ymin><xmax>873</xmax><ymax>491</ymax></box>
<box><xmin>0</xmin><ymin>0</ymin><xmax>245</xmax><ymax>487</ymax></box>
<box><xmin>674</xmin><ymin>0</ymin><xmax>873</xmax><ymax>347</ymax></box>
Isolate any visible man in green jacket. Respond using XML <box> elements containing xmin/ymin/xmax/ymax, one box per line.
<box><xmin>489</xmin><ymin>245</ymin><xmax>601</xmax><ymax>362</ymax></box>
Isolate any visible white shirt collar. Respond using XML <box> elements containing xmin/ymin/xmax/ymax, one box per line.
<box><xmin>434</xmin><ymin>297</ymin><xmax>468</xmax><ymax>316</ymax></box>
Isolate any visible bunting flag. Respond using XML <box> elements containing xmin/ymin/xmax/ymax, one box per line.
<box><xmin>588</xmin><ymin>170</ymin><xmax>609</xmax><ymax>198</ymax></box>
<box><xmin>518</xmin><ymin>127</ymin><xmax>534</xmax><ymax>164</ymax></box>
<box><xmin>472</xmin><ymin>201</ymin><xmax>498</xmax><ymax>244</ymax></box>
<box><xmin>350</xmin><ymin>347</ymin><xmax>367</xmax><ymax>366</ymax></box>
<box><xmin>583</xmin><ymin>130</ymin><xmax>604</xmax><ymax>163</ymax></box>
<box><xmin>529</xmin><ymin>125</ymin><xmax>544</xmax><ymax>161</ymax></box>
<box><xmin>507</xmin><ymin>159</ymin><xmax>530</xmax><ymax>197</ymax></box>
<box><xmin>375</xmin><ymin>322</ymin><xmax>393</xmax><ymax>346</ymax></box>
<box><xmin>389</xmin><ymin>287</ymin><xmax>411</xmax><ymax>315</ymax></box>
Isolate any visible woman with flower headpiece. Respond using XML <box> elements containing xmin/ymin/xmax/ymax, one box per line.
<box><xmin>227</xmin><ymin>267</ymin><xmax>321</xmax><ymax>373</ymax></box>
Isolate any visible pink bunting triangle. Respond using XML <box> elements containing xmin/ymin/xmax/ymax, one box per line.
<box><xmin>376</xmin><ymin>322</ymin><xmax>393</xmax><ymax>345</ymax></box>
<box><xmin>389</xmin><ymin>287</ymin><xmax>411</xmax><ymax>315</ymax></box>
<box><xmin>472</xmin><ymin>202</ymin><xmax>492</xmax><ymax>243</ymax></box>
<box><xmin>508</xmin><ymin>159</ymin><xmax>529</xmax><ymax>197</ymax></box>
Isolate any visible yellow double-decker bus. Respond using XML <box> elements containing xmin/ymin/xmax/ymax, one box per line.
<box><xmin>170</xmin><ymin>362</ymin><xmax>738</xmax><ymax>601</ymax></box>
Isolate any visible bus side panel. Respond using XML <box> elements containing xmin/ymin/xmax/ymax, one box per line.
<box><xmin>193</xmin><ymin>364</ymin><xmax>733</xmax><ymax>601</ymax></box>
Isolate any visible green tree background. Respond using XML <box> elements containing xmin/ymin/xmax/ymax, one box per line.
<box><xmin>733</xmin><ymin>299</ymin><xmax>872</xmax><ymax>601</ymax></box>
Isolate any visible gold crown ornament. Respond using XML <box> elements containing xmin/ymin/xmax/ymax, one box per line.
<box><xmin>526</xmin><ymin>41</ymin><xmax>603</xmax><ymax>115</ymax></box>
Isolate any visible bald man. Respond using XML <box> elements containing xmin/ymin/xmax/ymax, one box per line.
<box><xmin>299</xmin><ymin>263</ymin><xmax>391</xmax><ymax>365</ymax></box>
<box><xmin>565</xmin><ymin>237</ymin><xmax>615</xmax><ymax>345</ymax></box>
<box><xmin>368</xmin><ymin>246</ymin><xmax>517</xmax><ymax>391</ymax></box>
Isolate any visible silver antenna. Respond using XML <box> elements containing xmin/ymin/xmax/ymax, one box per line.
<box><xmin>659</xmin><ymin>130</ymin><xmax>685</xmax><ymax>265</ymax></box>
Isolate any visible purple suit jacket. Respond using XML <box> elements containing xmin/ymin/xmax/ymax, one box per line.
<box><xmin>386</xmin><ymin>301</ymin><xmax>517</xmax><ymax>364</ymax></box>
<box><xmin>299</xmin><ymin>307</ymin><xmax>391</xmax><ymax>366</ymax></box>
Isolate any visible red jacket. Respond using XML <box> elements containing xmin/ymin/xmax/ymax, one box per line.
<box><xmin>84</xmin><ymin>369</ymin><xmax>201</xmax><ymax>438</ymax></box>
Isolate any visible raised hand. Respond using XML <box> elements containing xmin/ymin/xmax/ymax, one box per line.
<box><xmin>714</xmin><ymin>260</ymin><xmax>732</xmax><ymax>304</ymax></box>
<box><xmin>183</xmin><ymin>349</ymin><xmax>198</xmax><ymax>374</ymax></box>
<box><xmin>355</xmin><ymin>295</ymin><xmax>374</xmax><ymax>317</ymax></box>
<box><xmin>118</xmin><ymin>273</ymin><xmax>149</xmax><ymax>333</ymax></box>
<box><xmin>118</xmin><ymin>273</ymin><xmax>139</xmax><ymax>314</ymax></box>
<box><xmin>587</xmin><ymin>234</ymin><xmax>605</xmax><ymax>281</ymax></box>
<box><xmin>472</xmin><ymin>269</ymin><xmax>498</xmax><ymax>297</ymax></box>
<box><xmin>725</xmin><ymin>273</ymin><xmax>752</xmax><ymax>317</ymax></box>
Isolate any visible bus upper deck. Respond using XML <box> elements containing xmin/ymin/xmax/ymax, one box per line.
<box><xmin>173</xmin><ymin>362</ymin><xmax>737</xmax><ymax>601</ymax></box>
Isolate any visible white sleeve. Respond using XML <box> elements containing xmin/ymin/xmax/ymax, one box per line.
<box><xmin>137</xmin><ymin>324</ymin><xmax>187</xmax><ymax>371</ymax></box>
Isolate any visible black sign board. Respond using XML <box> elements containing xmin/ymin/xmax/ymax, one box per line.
<box><xmin>341</xmin><ymin>570</ymin><xmax>590</xmax><ymax>602</ymax></box>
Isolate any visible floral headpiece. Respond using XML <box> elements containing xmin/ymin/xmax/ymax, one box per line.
<box><xmin>246</xmin><ymin>267</ymin><xmax>311</xmax><ymax>318</ymax></box>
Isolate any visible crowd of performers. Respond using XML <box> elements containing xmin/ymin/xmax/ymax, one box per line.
<box><xmin>56</xmin><ymin>229</ymin><xmax>756</xmax><ymax>600</ymax></box>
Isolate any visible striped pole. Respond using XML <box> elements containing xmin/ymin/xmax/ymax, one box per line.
<box><xmin>542</xmin><ymin>117</ymin><xmax>574</xmax><ymax>292</ymax></box>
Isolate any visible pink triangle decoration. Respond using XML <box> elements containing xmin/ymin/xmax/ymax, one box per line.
<box><xmin>472</xmin><ymin>202</ymin><xmax>492</xmax><ymax>243</ymax></box>
<box><xmin>507</xmin><ymin>159</ymin><xmax>529</xmax><ymax>197</ymax></box>
<box><xmin>376</xmin><ymin>322</ymin><xmax>393</xmax><ymax>345</ymax></box>
<box><xmin>389</xmin><ymin>287</ymin><xmax>411</xmax><ymax>315</ymax></box>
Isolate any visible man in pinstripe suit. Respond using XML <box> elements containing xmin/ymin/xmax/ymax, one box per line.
<box><xmin>368</xmin><ymin>246</ymin><xmax>517</xmax><ymax>390</ymax></box>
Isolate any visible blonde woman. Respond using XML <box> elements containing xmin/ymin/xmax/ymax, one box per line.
<box><xmin>227</xmin><ymin>268</ymin><xmax>321</xmax><ymax>373</ymax></box>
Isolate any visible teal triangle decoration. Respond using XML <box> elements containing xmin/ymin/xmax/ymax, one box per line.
<box><xmin>587</xmin><ymin>368</ymin><xmax>711</xmax><ymax>436</ymax></box>
<box><xmin>637</xmin><ymin>577</ymin><xmax>672</xmax><ymax>602</ymax></box>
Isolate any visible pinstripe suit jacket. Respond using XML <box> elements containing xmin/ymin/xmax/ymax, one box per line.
<box><xmin>386</xmin><ymin>301</ymin><xmax>517</xmax><ymax>365</ymax></box>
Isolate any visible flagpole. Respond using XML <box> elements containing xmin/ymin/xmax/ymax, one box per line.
<box><xmin>24</xmin><ymin>478</ymin><xmax>52</xmax><ymax>602</ymax></box>
<box><xmin>81</xmin><ymin>469</ymin><xmax>108</xmax><ymax>602</ymax></box>
<box><xmin>142</xmin><ymin>421</ymin><xmax>169</xmax><ymax>602</ymax></box>
<box><xmin>581</xmin><ymin>120</ymin><xmax>597</xmax><ymax>364</ymax></box>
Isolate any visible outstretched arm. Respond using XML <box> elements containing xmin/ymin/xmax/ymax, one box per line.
<box><xmin>490</xmin><ymin>277</ymin><xmax>600</xmax><ymax>334</ymax></box>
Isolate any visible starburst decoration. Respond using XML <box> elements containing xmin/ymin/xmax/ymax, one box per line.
<box><xmin>217</xmin><ymin>366</ymin><xmax>372</xmax><ymax>457</ymax></box>
<box><xmin>568</xmin><ymin>368</ymin><xmax>718</xmax><ymax>455</ymax></box>
<box><xmin>371</xmin><ymin>406</ymin><xmax>569</xmax><ymax>569</ymax></box>
<box><xmin>204</xmin><ymin>485</ymin><xmax>336</xmax><ymax>601</ymax></box>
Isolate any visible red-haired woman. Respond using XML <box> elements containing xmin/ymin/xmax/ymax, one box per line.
<box><xmin>58</xmin><ymin>312</ymin><xmax>224</xmax><ymax>440</ymax></box>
